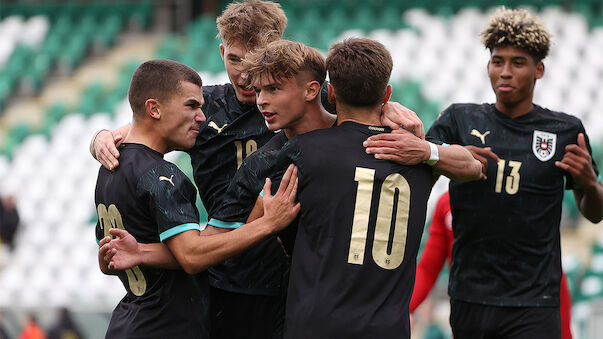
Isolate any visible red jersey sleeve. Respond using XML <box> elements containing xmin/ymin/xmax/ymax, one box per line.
<box><xmin>410</xmin><ymin>192</ymin><xmax>453</xmax><ymax>313</ymax></box>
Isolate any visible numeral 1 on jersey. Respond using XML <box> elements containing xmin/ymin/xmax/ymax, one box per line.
<box><xmin>494</xmin><ymin>159</ymin><xmax>522</xmax><ymax>195</ymax></box>
<box><xmin>97</xmin><ymin>204</ymin><xmax>147</xmax><ymax>296</ymax></box>
<box><xmin>234</xmin><ymin>140</ymin><xmax>258</xmax><ymax>169</ymax></box>
<box><xmin>348</xmin><ymin>167</ymin><xmax>411</xmax><ymax>270</ymax></box>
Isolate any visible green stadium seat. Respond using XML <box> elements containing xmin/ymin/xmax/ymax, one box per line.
<box><xmin>577</xmin><ymin>273</ymin><xmax>603</xmax><ymax>301</ymax></box>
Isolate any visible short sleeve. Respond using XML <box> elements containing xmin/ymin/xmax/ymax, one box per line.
<box><xmin>273</xmin><ymin>138</ymin><xmax>303</xmax><ymax>254</ymax></box>
<box><xmin>137</xmin><ymin>163</ymin><xmax>200</xmax><ymax>242</ymax></box>
<box><xmin>426</xmin><ymin>105</ymin><xmax>460</xmax><ymax>145</ymax></box>
<box><xmin>210</xmin><ymin>149</ymin><xmax>281</xmax><ymax>228</ymax></box>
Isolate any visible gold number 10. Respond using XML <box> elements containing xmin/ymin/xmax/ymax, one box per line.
<box><xmin>348</xmin><ymin>167</ymin><xmax>410</xmax><ymax>270</ymax></box>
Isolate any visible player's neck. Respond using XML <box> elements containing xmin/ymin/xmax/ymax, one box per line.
<box><xmin>335</xmin><ymin>102</ymin><xmax>382</xmax><ymax>126</ymax></box>
<box><xmin>495</xmin><ymin>98</ymin><xmax>534</xmax><ymax>119</ymax></box>
<box><xmin>126</xmin><ymin>124</ymin><xmax>168</xmax><ymax>154</ymax></box>
<box><xmin>283</xmin><ymin>102</ymin><xmax>336</xmax><ymax>139</ymax></box>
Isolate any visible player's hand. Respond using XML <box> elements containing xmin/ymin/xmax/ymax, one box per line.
<box><xmin>262</xmin><ymin>164</ymin><xmax>301</xmax><ymax>233</ymax></box>
<box><xmin>102</xmin><ymin>228</ymin><xmax>143</xmax><ymax>270</ymax></box>
<box><xmin>363</xmin><ymin>129</ymin><xmax>429</xmax><ymax>165</ymax></box>
<box><xmin>555</xmin><ymin>133</ymin><xmax>598</xmax><ymax>189</ymax></box>
<box><xmin>380</xmin><ymin>102</ymin><xmax>425</xmax><ymax>140</ymax></box>
<box><xmin>93</xmin><ymin>129</ymin><xmax>122</xmax><ymax>171</ymax></box>
<box><xmin>465</xmin><ymin>146</ymin><xmax>499</xmax><ymax>180</ymax></box>
<box><xmin>99</xmin><ymin>235</ymin><xmax>115</xmax><ymax>263</ymax></box>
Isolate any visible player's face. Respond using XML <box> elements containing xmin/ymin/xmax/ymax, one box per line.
<box><xmin>255</xmin><ymin>74</ymin><xmax>307</xmax><ymax>134</ymax></box>
<box><xmin>488</xmin><ymin>46</ymin><xmax>543</xmax><ymax>111</ymax></box>
<box><xmin>221</xmin><ymin>42</ymin><xmax>256</xmax><ymax>105</ymax></box>
<box><xmin>162</xmin><ymin>81</ymin><xmax>205</xmax><ymax>151</ymax></box>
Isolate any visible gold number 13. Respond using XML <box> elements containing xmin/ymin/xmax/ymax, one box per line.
<box><xmin>348</xmin><ymin>167</ymin><xmax>410</xmax><ymax>270</ymax></box>
<box><xmin>98</xmin><ymin>204</ymin><xmax>147</xmax><ymax>296</ymax></box>
<box><xmin>495</xmin><ymin>159</ymin><xmax>522</xmax><ymax>195</ymax></box>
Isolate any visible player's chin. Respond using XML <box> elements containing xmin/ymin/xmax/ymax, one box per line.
<box><xmin>235</xmin><ymin>90</ymin><xmax>256</xmax><ymax>105</ymax></box>
<box><xmin>266</xmin><ymin>121</ymin><xmax>283</xmax><ymax>132</ymax></box>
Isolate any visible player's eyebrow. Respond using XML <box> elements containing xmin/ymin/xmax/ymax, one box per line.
<box><xmin>185</xmin><ymin>98</ymin><xmax>203</xmax><ymax>107</ymax></box>
<box><xmin>226</xmin><ymin>53</ymin><xmax>242</xmax><ymax>60</ymax></box>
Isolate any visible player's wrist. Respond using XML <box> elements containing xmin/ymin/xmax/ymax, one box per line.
<box><xmin>422</xmin><ymin>141</ymin><xmax>439</xmax><ymax>166</ymax></box>
<box><xmin>90</xmin><ymin>129</ymin><xmax>109</xmax><ymax>159</ymax></box>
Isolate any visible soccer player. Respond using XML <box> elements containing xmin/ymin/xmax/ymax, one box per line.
<box><xmin>367</xmin><ymin>8</ymin><xmax>602</xmax><ymax>338</ymax></box>
<box><xmin>95</xmin><ymin>59</ymin><xmax>300</xmax><ymax>338</ymax></box>
<box><xmin>276</xmin><ymin>38</ymin><xmax>434</xmax><ymax>339</ymax></box>
<box><xmin>105</xmin><ymin>38</ymin><xmax>483</xmax><ymax>337</ymax></box>
<box><xmin>272</xmin><ymin>38</ymin><xmax>461</xmax><ymax>339</ymax></box>
<box><xmin>91</xmin><ymin>1</ymin><xmax>425</xmax><ymax>338</ymax></box>
<box><xmin>410</xmin><ymin>191</ymin><xmax>574</xmax><ymax>339</ymax></box>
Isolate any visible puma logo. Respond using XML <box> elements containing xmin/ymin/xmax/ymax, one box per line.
<box><xmin>471</xmin><ymin>129</ymin><xmax>490</xmax><ymax>144</ymax></box>
<box><xmin>159</xmin><ymin>175</ymin><xmax>175</xmax><ymax>186</ymax></box>
<box><xmin>208</xmin><ymin>121</ymin><xmax>227</xmax><ymax>133</ymax></box>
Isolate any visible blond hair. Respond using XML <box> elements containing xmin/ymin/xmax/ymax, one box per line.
<box><xmin>243</xmin><ymin>40</ymin><xmax>326</xmax><ymax>88</ymax></box>
<box><xmin>481</xmin><ymin>7</ymin><xmax>551</xmax><ymax>62</ymax></box>
<box><xmin>216</xmin><ymin>0</ymin><xmax>287</xmax><ymax>49</ymax></box>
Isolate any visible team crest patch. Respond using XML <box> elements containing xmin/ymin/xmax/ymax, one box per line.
<box><xmin>532</xmin><ymin>130</ymin><xmax>556</xmax><ymax>162</ymax></box>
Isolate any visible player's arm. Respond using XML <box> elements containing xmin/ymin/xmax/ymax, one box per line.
<box><xmin>105</xmin><ymin>166</ymin><xmax>299</xmax><ymax>273</ymax></box>
<box><xmin>363</xmin><ymin>130</ymin><xmax>483</xmax><ymax>181</ymax></box>
<box><xmin>556</xmin><ymin>133</ymin><xmax>603</xmax><ymax>223</ymax></box>
<box><xmin>164</xmin><ymin>166</ymin><xmax>299</xmax><ymax>274</ymax></box>
<box><xmin>410</xmin><ymin>194</ymin><xmax>451</xmax><ymax>313</ymax></box>
<box><xmin>100</xmin><ymin>230</ymin><xmax>182</xmax><ymax>270</ymax></box>
<box><xmin>90</xmin><ymin>124</ymin><xmax>131</xmax><ymax>171</ymax></box>
<box><xmin>560</xmin><ymin>273</ymin><xmax>573</xmax><ymax>339</ymax></box>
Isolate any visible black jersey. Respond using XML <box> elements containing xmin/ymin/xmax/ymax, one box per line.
<box><xmin>207</xmin><ymin>131</ymin><xmax>290</xmax><ymax>295</ymax></box>
<box><xmin>427</xmin><ymin>103</ymin><xmax>600</xmax><ymax>307</ymax></box>
<box><xmin>189</xmin><ymin>84</ymin><xmax>275</xmax><ymax>221</ymax></box>
<box><xmin>95</xmin><ymin>143</ymin><xmax>208</xmax><ymax>338</ymax></box>
<box><xmin>196</xmin><ymin>83</ymin><xmax>335</xmax><ymax>296</ymax></box>
<box><xmin>278</xmin><ymin>122</ymin><xmax>433</xmax><ymax>339</ymax></box>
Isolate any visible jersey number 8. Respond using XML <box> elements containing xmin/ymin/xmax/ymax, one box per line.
<box><xmin>98</xmin><ymin>204</ymin><xmax>148</xmax><ymax>296</ymax></box>
<box><xmin>348</xmin><ymin>167</ymin><xmax>410</xmax><ymax>270</ymax></box>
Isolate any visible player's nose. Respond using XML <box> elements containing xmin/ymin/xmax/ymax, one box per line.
<box><xmin>196</xmin><ymin>108</ymin><xmax>206</xmax><ymax>123</ymax></box>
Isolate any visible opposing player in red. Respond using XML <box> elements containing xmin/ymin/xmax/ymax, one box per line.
<box><xmin>411</xmin><ymin>191</ymin><xmax>573</xmax><ymax>339</ymax></box>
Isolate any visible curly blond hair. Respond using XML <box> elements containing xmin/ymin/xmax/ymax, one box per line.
<box><xmin>216</xmin><ymin>0</ymin><xmax>287</xmax><ymax>49</ymax></box>
<box><xmin>481</xmin><ymin>7</ymin><xmax>551</xmax><ymax>61</ymax></box>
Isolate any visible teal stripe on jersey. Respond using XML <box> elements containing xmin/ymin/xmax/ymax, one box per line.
<box><xmin>160</xmin><ymin>223</ymin><xmax>201</xmax><ymax>242</ymax></box>
<box><xmin>208</xmin><ymin>218</ymin><xmax>244</xmax><ymax>229</ymax></box>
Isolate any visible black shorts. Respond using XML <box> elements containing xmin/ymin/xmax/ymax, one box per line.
<box><xmin>209</xmin><ymin>286</ymin><xmax>285</xmax><ymax>339</ymax></box>
<box><xmin>450</xmin><ymin>299</ymin><xmax>561</xmax><ymax>339</ymax></box>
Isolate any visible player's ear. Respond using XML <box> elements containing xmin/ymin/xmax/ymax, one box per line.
<box><xmin>304</xmin><ymin>80</ymin><xmax>321</xmax><ymax>102</ymax></box>
<box><xmin>219</xmin><ymin>44</ymin><xmax>225</xmax><ymax>61</ymax></box>
<box><xmin>535</xmin><ymin>61</ymin><xmax>544</xmax><ymax>80</ymax></box>
<box><xmin>327</xmin><ymin>83</ymin><xmax>336</xmax><ymax>103</ymax></box>
<box><xmin>382</xmin><ymin>84</ymin><xmax>392</xmax><ymax>103</ymax></box>
<box><xmin>145</xmin><ymin>99</ymin><xmax>161</xmax><ymax>120</ymax></box>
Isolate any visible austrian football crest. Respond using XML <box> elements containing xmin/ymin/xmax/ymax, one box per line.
<box><xmin>532</xmin><ymin>130</ymin><xmax>556</xmax><ymax>161</ymax></box>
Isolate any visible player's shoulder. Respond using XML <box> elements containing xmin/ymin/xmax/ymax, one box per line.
<box><xmin>444</xmin><ymin>103</ymin><xmax>491</xmax><ymax>116</ymax></box>
<box><xmin>138</xmin><ymin>157</ymin><xmax>194</xmax><ymax>193</ymax></box>
<box><xmin>534</xmin><ymin>104</ymin><xmax>584</xmax><ymax>128</ymax></box>
<box><xmin>259</xmin><ymin>130</ymin><xmax>288</xmax><ymax>152</ymax></box>
<box><xmin>116</xmin><ymin>143</ymin><xmax>164</xmax><ymax>175</ymax></box>
<box><xmin>202</xmin><ymin>83</ymin><xmax>233</xmax><ymax>100</ymax></box>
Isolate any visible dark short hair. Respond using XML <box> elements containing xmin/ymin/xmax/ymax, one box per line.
<box><xmin>128</xmin><ymin>59</ymin><xmax>202</xmax><ymax>116</ymax></box>
<box><xmin>326</xmin><ymin>38</ymin><xmax>392</xmax><ymax>107</ymax></box>
<box><xmin>481</xmin><ymin>7</ymin><xmax>551</xmax><ymax>62</ymax></box>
